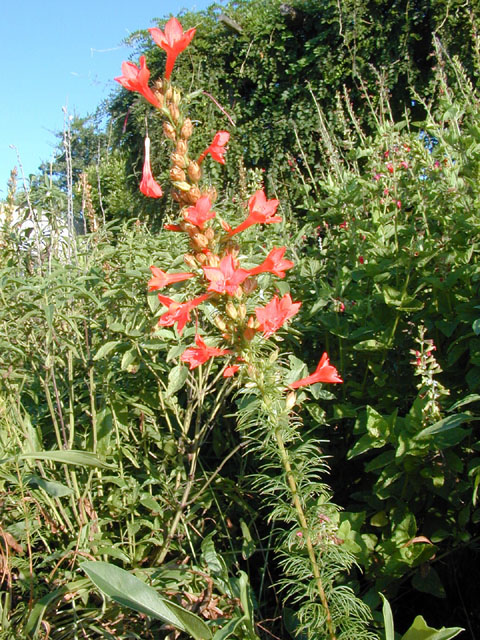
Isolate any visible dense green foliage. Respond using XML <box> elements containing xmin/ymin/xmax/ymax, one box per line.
<box><xmin>1</xmin><ymin>0</ymin><xmax>480</xmax><ymax>638</ymax></box>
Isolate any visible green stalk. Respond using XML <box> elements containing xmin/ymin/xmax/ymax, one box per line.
<box><xmin>273</xmin><ymin>428</ymin><xmax>337</xmax><ymax>640</ymax></box>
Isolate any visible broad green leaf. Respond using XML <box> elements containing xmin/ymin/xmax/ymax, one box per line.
<box><xmin>416</xmin><ymin>413</ymin><xmax>474</xmax><ymax>438</ymax></box>
<box><xmin>167</xmin><ymin>364</ymin><xmax>188</xmax><ymax>396</ymax></box>
<box><xmin>380</xmin><ymin>593</ymin><xmax>395</xmax><ymax>640</ymax></box>
<box><xmin>353</xmin><ymin>339</ymin><xmax>385</xmax><ymax>351</ymax></box>
<box><xmin>81</xmin><ymin>561</ymin><xmax>212</xmax><ymax>640</ymax></box>
<box><xmin>121</xmin><ymin>347</ymin><xmax>137</xmax><ymax>371</ymax></box>
<box><xmin>212</xmin><ymin>616</ymin><xmax>243</xmax><ymax>640</ymax></box>
<box><xmin>26</xmin><ymin>475</ymin><xmax>74</xmax><ymax>497</ymax></box>
<box><xmin>0</xmin><ymin>450</ymin><xmax>114</xmax><ymax>469</ymax></box>
<box><xmin>24</xmin><ymin>588</ymin><xmax>65</xmax><ymax>638</ymax></box>
<box><xmin>400</xmin><ymin>615</ymin><xmax>463</xmax><ymax>640</ymax></box>
<box><xmin>93</xmin><ymin>340</ymin><xmax>122</xmax><ymax>360</ymax></box>
<box><xmin>447</xmin><ymin>394</ymin><xmax>480</xmax><ymax>412</ymax></box>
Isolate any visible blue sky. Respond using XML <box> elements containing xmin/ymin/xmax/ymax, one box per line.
<box><xmin>0</xmin><ymin>0</ymin><xmax>214</xmax><ymax>198</ymax></box>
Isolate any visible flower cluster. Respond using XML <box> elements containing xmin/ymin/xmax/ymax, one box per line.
<box><xmin>116</xmin><ymin>17</ymin><xmax>342</xmax><ymax>389</ymax></box>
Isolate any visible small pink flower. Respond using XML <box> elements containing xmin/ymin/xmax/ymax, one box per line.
<box><xmin>358</xmin><ymin>256</ymin><xmax>364</xmax><ymax>264</ymax></box>
<box><xmin>386</xmin><ymin>163</ymin><xmax>394</xmax><ymax>174</ymax></box>
<box><xmin>396</xmin><ymin>200</ymin><xmax>402</xmax><ymax>209</ymax></box>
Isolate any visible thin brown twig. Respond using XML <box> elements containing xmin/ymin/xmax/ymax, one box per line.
<box><xmin>202</xmin><ymin>91</ymin><xmax>236</xmax><ymax>127</ymax></box>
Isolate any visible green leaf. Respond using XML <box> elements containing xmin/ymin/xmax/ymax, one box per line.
<box><xmin>24</xmin><ymin>588</ymin><xmax>65</xmax><ymax>638</ymax></box>
<box><xmin>93</xmin><ymin>340</ymin><xmax>122</xmax><ymax>360</ymax></box>
<box><xmin>411</xmin><ymin>566</ymin><xmax>445</xmax><ymax>599</ymax></box>
<box><xmin>380</xmin><ymin>593</ymin><xmax>395</xmax><ymax>640</ymax></box>
<box><xmin>240</xmin><ymin>519</ymin><xmax>255</xmax><ymax>560</ymax></box>
<box><xmin>353</xmin><ymin>339</ymin><xmax>385</xmax><ymax>351</ymax></box>
<box><xmin>416</xmin><ymin>413</ymin><xmax>474</xmax><ymax>438</ymax></box>
<box><xmin>472</xmin><ymin>318</ymin><xmax>480</xmax><ymax>335</ymax></box>
<box><xmin>447</xmin><ymin>394</ymin><xmax>480</xmax><ymax>412</ymax></box>
<box><xmin>212</xmin><ymin>616</ymin><xmax>243</xmax><ymax>640</ymax></box>
<box><xmin>0</xmin><ymin>450</ymin><xmax>114</xmax><ymax>469</ymax></box>
<box><xmin>26</xmin><ymin>475</ymin><xmax>74</xmax><ymax>497</ymax></box>
<box><xmin>400</xmin><ymin>615</ymin><xmax>463</xmax><ymax>640</ymax></box>
<box><xmin>81</xmin><ymin>561</ymin><xmax>212</xmax><ymax>640</ymax></box>
<box><xmin>167</xmin><ymin>364</ymin><xmax>188</xmax><ymax>397</ymax></box>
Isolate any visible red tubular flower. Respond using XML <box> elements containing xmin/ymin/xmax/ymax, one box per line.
<box><xmin>248</xmin><ymin>247</ymin><xmax>294</xmax><ymax>279</ymax></box>
<box><xmin>184</xmin><ymin>196</ymin><xmax>216</xmax><ymax>229</ymax></box>
<box><xmin>157</xmin><ymin>293</ymin><xmax>210</xmax><ymax>335</ymax></box>
<box><xmin>140</xmin><ymin>137</ymin><xmax>163</xmax><ymax>198</ymax></box>
<box><xmin>289</xmin><ymin>352</ymin><xmax>343</xmax><ymax>389</ymax></box>
<box><xmin>198</xmin><ymin>131</ymin><xmax>230</xmax><ymax>165</ymax></box>
<box><xmin>115</xmin><ymin>56</ymin><xmax>161</xmax><ymax>109</ymax></box>
<box><xmin>149</xmin><ymin>17</ymin><xmax>196</xmax><ymax>80</ymax></box>
<box><xmin>255</xmin><ymin>293</ymin><xmax>301</xmax><ymax>338</ymax></box>
<box><xmin>181</xmin><ymin>334</ymin><xmax>230</xmax><ymax>369</ymax></box>
<box><xmin>148</xmin><ymin>266</ymin><xmax>194</xmax><ymax>291</ymax></box>
<box><xmin>223</xmin><ymin>364</ymin><xmax>240</xmax><ymax>377</ymax></box>
<box><xmin>164</xmin><ymin>223</ymin><xmax>182</xmax><ymax>231</ymax></box>
<box><xmin>229</xmin><ymin>189</ymin><xmax>281</xmax><ymax>237</ymax></box>
<box><xmin>203</xmin><ymin>254</ymin><xmax>250</xmax><ymax>296</ymax></box>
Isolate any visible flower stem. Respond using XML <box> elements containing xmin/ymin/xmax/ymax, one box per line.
<box><xmin>273</xmin><ymin>428</ymin><xmax>337</xmax><ymax>640</ymax></box>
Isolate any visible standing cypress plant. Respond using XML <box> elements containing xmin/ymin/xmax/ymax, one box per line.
<box><xmin>108</xmin><ymin>17</ymin><xmax>377</xmax><ymax>639</ymax></box>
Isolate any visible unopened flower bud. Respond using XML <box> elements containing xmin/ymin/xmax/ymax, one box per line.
<box><xmin>286</xmin><ymin>391</ymin><xmax>297</xmax><ymax>411</ymax></box>
<box><xmin>243</xmin><ymin>327</ymin><xmax>256</xmax><ymax>341</ymax></box>
<box><xmin>187</xmin><ymin>161</ymin><xmax>202</xmax><ymax>183</ymax></box>
<box><xmin>176</xmin><ymin>140</ymin><xmax>188</xmax><ymax>155</ymax></box>
<box><xmin>171</xmin><ymin>152</ymin><xmax>187</xmax><ymax>169</ymax></box>
<box><xmin>152</xmin><ymin>90</ymin><xmax>164</xmax><ymax>108</ymax></box>
<box><xmin>196</xmin><ymin>252</ymin><xmax>207</xmax><ymax>264</ymax></box>
<box><xmin>204</xmin><ymin>186</ymin><xmax>217</xmax><ymax>203</ymax></box>
<box><xmin>163</xmin><ymin>122</ymin><xmax>176</xmax><ymax>141</ymax></box>
<box><xmin>192</xmin><ymin>233</ymin><xmax>209</xmax><ymax>250</ymax></box>
<box><xmin>214</xmin><ymin>316</ymin><xmax>227</xmax><ymax>332</ymax></box>
<box><xmin>207</xmin><ymin>254</ymin><xmax>220</xmax><ymax>267</ymax></box>
<box><xmin>225</xmin><ymin>301</ymin><xmax>237</xmax><ymax>320</ymax></box>
<box><xmin>237</xmin><ymin>303</ymin><xmax>247</xmax><ymax>321</ymax></box>
<box><xmin>186</xmin><ymin>186</ymin><xmax>201</xmax><ymax>205</ymax></box>
<box><xmin>218</xmin><ymin>217</ymin><xmax>232</xmax><ymax>233</ymax></box>
<box><xmin>169</xmin><ymin>104</ymin><xmax>180</xmax><ymax>123</ymax></box>
<box><xmin>172</xmin><ymin>88</ymin><xmax>181</xmax><ymax>106</ymax></box>
<box><xmin>242</xmin><ymin>277</ymin><xmax>257</xmax><ymax>295</ymax></box>
<box><xmin>170</xmin><ymin>166</ymin><xmax>186</xmax><ymax>182</ymax></box>
<box><xmin>247</xmin><ymin>316</ymin><xmax>258</xmax><ymax>329</ymax></box>
<box><xmin>165</xmin><ymin>86</ymin><xmax>173</xmax><ymax>101</ymax></box>
<box><xmin>181</xmin><ymin>118</ymin><xmax>193</xmax><ymax>139</ymax></box>
<box><xmin>184</xmin><ymin>254</ymin><xmax>197</xmax><ymax>268</ymax></box>
<box><xmin>204</xmin><ymin>227</ymin><xmax>215</xmax><ymax>241</ymax></box>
